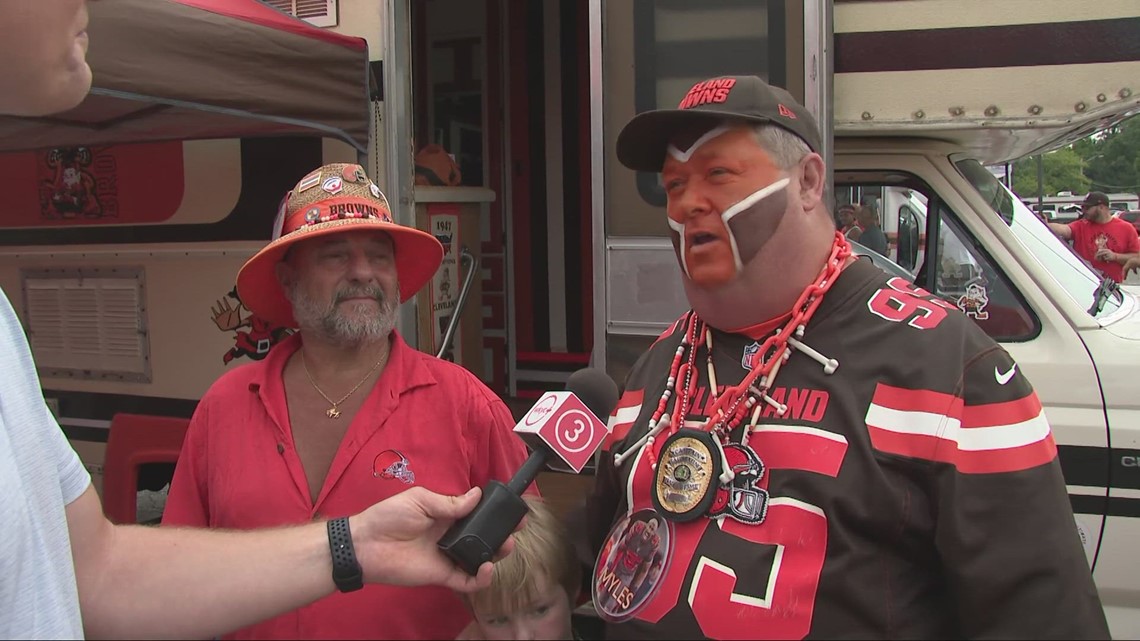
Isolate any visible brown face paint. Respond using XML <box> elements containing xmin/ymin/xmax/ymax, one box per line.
<box><xmin>724</xmin><ymin>178</ymin><xmax>790</xmax><ymax>267</ymax></box>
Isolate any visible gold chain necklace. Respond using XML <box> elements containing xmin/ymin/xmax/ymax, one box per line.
<box><xmin>300</xmin><ymin>349</ymin><xmax>386</xmax><ymax>419</ymax></box>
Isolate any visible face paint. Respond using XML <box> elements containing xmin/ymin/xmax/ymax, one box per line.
<box><xmin>661</xmin><ymin>125</ymin><xmax>790</xmax><ymax>289</ymax></box>
<box><xmin>722</xmin><ymin>177</ymin><xmax>790</xmax><ymax>268</ymax></box>
<box><xmin>666</xmin><ymin>125</ymin><xmax>731</xmax><ymax>164</ymax></box>
<box><xmin>667</xmin><ymin>178</ymin><xmax>789</xmax><ymax>286</ymax></box>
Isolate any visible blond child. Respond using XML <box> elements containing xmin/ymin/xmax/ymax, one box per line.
<box><xmin>461</xmin><ymin>496</ymin><xmax>582</xmax><ymax>640</ymax></box>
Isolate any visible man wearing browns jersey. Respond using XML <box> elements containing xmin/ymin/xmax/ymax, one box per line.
<box><xmin>163</xmin><ymin>164</ymin><xmax>529</xmax><ymax>639</ymax></box>
<box><xmin>584</xmin><ymin>75</ymin><xmax>1108</xmax><ymax>639</ymax></box>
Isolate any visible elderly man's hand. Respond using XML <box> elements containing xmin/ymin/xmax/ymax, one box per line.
<box><xmin>349</xmin><ymin>487</ymin><xmax>513</xmax><ymax>592</ymax></box>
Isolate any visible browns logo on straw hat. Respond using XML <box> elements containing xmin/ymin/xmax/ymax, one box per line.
<box><xmin>236</xmin><ymin>162</ymin><xmax>443</xmax><ymax>328</ymax></box>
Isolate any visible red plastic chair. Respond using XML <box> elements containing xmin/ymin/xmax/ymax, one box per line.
<box><xmin>101</xmin><ymin>413</ymin><xmax>190</xmax><ymax>524</ymax></box>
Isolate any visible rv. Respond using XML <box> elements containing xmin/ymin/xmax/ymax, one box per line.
<box><xmin>0</xmin><ymin>0</ymin><xmax>1138</xmax><ymax>635</ymax></box>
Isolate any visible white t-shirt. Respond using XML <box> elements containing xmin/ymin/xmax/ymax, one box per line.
<box><xmin>0</xmin><ymin>288</ymin><xmax>90</xmax><ymax>639</ymax></box>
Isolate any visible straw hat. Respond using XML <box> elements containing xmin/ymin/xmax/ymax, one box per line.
<box><xmin>235</xmin><ymin>163</ymin><xmax>442</xmax><ymax>328</ymax></box>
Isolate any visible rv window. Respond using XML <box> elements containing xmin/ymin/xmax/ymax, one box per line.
<box><xmin>954</xmin><ymin>158</ymin><xmax>1123</xmax><ymax>319</ymax></box>
<box><xmin>836</xmin><ymin>176</ymin><xmax>1039</xmax><ymax>342</ymax></box>
<box><xmin>930</xmin><ymin>210</ymin><xmax>1038</xmax><ymax>342</ymax></box>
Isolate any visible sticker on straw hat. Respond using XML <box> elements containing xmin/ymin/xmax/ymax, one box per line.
<box><xmin>369</xmin><ymin>183</ymin><xmax>382</xmax><ymax>199</ymax></box>
<box><xmin>296</xmin><ymin>170</ymin><xmax>321</xmax><ymax>193</ymax></box>
<box><xmin>343</xmin><ymin>164</ymin><xmax>368</xmax><ymax>183</ymax></box>
<box><xmin>321</xmin><ymin>176</ymin><xmax>344</xmax><ymax>195</ymax></box>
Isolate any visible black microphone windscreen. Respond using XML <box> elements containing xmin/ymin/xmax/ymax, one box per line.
<box><xmin>565</xmin><ymin>368</ymin><xmax>619</xmax><ymax>422</ymax></box>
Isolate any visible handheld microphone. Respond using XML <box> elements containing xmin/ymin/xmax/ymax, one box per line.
<box><xmin>437</xmin><ymin>368</ymin><xmax>619</xmax><ymax>576</ymax></box>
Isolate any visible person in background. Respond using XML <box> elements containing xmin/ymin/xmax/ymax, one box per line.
<box><xmin>853</xmin><ymin>201</ymin><xmax>888</xmax><ymax>255</ymax></box>
<box><xmin>0</xmin><ymin>2</ymin><xmax>509</xmax><ymax>640</ymax></box>
<box><xmin>837</xmin><ymin>203</ymin><xmax>859</xmax><ymax>237</ymax></box>
<box><xmin>1048</xmin><ymin>191</ymin><xmax>1140</xmax><ymax>283</ymax></box>
<box><xmin>461</xmin><ymin>496</ymin><xmax>581</xmax><ymax>641</ymax></box>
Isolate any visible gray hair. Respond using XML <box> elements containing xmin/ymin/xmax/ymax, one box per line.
<box><xmin>751</xmin><ymin>124</ymin><xmax>811</xmax><ymax>169</ymax></box>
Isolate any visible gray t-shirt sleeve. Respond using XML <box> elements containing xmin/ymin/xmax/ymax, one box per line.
<box><xmin>0</xmin><ymin>287</ymin><xmax>89</xmax><ymax>639</ymax></box>
<box><xmin>47</xmin><ymin>401</ymin><xmax>91</xmax><ymax>505</ymax></box>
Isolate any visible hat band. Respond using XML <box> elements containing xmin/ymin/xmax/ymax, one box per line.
<box><xmin>281</xmin><ymin>196</ymin><xmax>394</xmax><ymax>238</ymax></box>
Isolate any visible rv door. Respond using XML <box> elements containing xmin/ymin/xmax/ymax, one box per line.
<box><xmin>589</xmin><ymin>0</ymin><xmax>831</xmax><ymax>380</ymax></box>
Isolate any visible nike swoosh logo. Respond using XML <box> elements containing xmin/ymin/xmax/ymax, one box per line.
<box><xmin>995</xmin><ymin>364</ymin><xmax>1017</xmax><ymax>385</ymax></box>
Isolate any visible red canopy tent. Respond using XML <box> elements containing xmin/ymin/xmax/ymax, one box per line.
<box><xmin>0</xmin><ymin>0</ymin><xmax>372</xmax><ymax>153</ymax></box>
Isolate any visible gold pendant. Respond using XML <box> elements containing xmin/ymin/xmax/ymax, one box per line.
<box><xmin>652</xmin><ymin>429</ymin><xmax>720</xmax><ymax>522</ymax></box>
<box><xmin>326</xmin><ymin>406</ymin><xmax>341</xmax><ymax>419</ymax></box>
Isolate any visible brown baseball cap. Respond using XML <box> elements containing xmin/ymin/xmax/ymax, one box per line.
<box><xmin>616</xmin><ymin>75</ymin><xmax>822</xmax><ymax>172</ymax></box>
<box><xmin>1083</xmin><ymin>191</ymin><xmax>1110</xmax><ymax>207</ymax></box>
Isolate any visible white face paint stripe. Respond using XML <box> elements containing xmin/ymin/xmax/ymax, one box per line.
<box><xmin>720</xmin><ymin>177</ymin><xmax>791</xmax><ymax>225</ymax></box>
<box><xmin>667</xmin><ymin>217</ymin><xmax>689</xmax><ymax>277</ymax></box>
<box><xmin>719</xmin><ymin>177</ymin><xmax>789</xmax><ymax>273</ymax></box>
<box><xmin>666</xmin><ymin>125</ymin><xmax>732</xmax><ymax>163</ymax></box>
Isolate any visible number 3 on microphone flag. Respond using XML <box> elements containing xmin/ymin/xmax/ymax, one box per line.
<box><xmin>513</xmin><ymin>391</ymin><xmax>611</xmax><ymax>473</ymax></box>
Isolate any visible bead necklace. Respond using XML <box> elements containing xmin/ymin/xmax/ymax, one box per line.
<box><xmin>616</xmin><ymin>231</ymin><xmax>851</xmax><ymax>472</ymax></box>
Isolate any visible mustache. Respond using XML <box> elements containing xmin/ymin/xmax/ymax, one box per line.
<box><xmin>334</xmin><ymin>285</ymin><xmax>386</xmax><ymax>305</ymax></box>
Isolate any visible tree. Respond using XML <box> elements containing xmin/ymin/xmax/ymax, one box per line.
<box><xmin>1011</xmin><ymin>147</ymin><xmax>1090</xmax><ymax>199</ymax></box>
<box><xmin>1082</xmin><ymin>115</ymin><xmax>1140</xmax><ymax>193</ymax></box>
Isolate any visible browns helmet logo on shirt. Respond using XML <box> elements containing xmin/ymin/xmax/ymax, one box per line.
<box><xmin>373</xmin><ymin>450</ymin><xmax>415</xmax><ymax>484</ymax></box>
<box><xmin>708</xmin><ymin>443</ymin><xmax>770</xmax><ymax>524</ymax></box>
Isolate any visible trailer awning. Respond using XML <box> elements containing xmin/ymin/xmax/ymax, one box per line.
<box><xmin>0</xmin><ymin>0</ymin><xmax>372</xmax><ymax>154</ymax></box>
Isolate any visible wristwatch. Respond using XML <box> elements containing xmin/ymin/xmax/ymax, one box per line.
<box><xmin>327</xmin><ymin>517</ymin><xmax>364</xmax><ymax>592</ymax></box>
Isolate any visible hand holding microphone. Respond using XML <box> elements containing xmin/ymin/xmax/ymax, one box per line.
<box><xmin>437</xmin><ymin>368</ymin><xmax>619</xmax><ymax>576</ymax></box>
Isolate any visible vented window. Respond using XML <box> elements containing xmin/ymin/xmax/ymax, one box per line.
<box><xmin>263</xmin><ymin>0</ymin><xmax>338</xmax><ymax>27</ymax></box>
<box><xmin>21</xmin><ymin>267</ymin><xmax>151</xmax><ymax>382</ymax></box>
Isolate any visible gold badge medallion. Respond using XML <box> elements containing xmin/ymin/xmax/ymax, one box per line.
<box><xmin>652</xmin><ymin>429</ymin><xmax>720</xmax><ymax>522</ymax></box>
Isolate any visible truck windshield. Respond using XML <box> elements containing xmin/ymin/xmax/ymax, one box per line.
<box><xmin>954</xmin><ymin>158</ymin><xmax>1124</xmax><ymax>318</ymax></box>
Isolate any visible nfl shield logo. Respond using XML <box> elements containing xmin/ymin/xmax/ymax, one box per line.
<box><xmin>741</xmin><ymin>341</ymin><xmax>761</xmax><ymax>371</ymax></box>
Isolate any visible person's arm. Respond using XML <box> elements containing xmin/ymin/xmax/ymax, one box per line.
<box><xmin>1095</xmin><ymin>223</ymin><xmax>1140</xmax><ymax>265</ymax></box>
<box><xmin>1048</xmin><ymin>221</ymin><xmax>1073</xmax><ymax>240</ymax></box>
<box><xmin>929</xmin><ymin>347</ymin><xmax>1108</xmax><ymax>638</ymax></box>
<box><xmin>1093</xmin><ymin>248</ymin><xmax>1139</xmax><ymax>265</ymax></box>
<box><xmin>68</xmin><ymin>483</ymin><xmax>498</xmax><ymax>640</ymax></box>
<box><xmin>1126</xmin><ymin>255</ymin><xmax>1140</xmax><ymax>278</ymax></box>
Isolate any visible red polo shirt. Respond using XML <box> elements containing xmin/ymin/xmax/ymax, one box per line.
<box><xmin>163</xmin><ymin>332</ymin><xmax>529</xmax><ymax>639</ymax></box>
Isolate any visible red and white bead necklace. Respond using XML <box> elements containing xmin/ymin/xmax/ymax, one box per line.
<box><xmin>615</xmin><ymin>231</ymin><xmax>852</xmax><ymax>478</ymax></box>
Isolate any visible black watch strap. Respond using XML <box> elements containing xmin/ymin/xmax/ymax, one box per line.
<box><xmin>327</xmin><ymin>517</ymin><xmax>364</xmax><ymax>593</ymax></box>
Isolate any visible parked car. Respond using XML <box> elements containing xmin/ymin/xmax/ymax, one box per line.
<box><xmin>1117</xmin><ymin>210</ymin><xmax>1140</xmax><ymax>234</ymax></box>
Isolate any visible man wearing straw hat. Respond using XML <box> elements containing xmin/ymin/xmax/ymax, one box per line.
<box><xmin>163</xmin><ymin>163</ymin><xmax>529</xmax><ymax>639</ymax></box>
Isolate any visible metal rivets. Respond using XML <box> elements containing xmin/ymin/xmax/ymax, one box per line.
<box><xmin>914</xmin><ymin>110</ymin><xmax>925</xmax><ymax>119</ymax></box>
<box><xmin>949</xmin><ymin>106</ymin><xmax>965</xmax><ymax>117</ymax></box>
<box><xmin>1028</xmin><ymin>105</ymin><xmax>1043</xmax><ymax>115</ymax></box>
<box><xmin>1121</xmin><ymin>88</ymin><xmax>1133</xmax><ymax>99</ymax></box>
<box><xmin>861</xmin><ymin>111</ymin><xmax>873</xmax><ymax>120</ymax></box>
<box><xmin>1097</xmin><ymin>93</ymin><xmax>1107</xmax><ymax>103</ymax></box>
<box><xmin>984</xmin><ymin>105</ymin><xmax>1000</xmax><ymax>117</ymax></box>
<box><xmin>1075</xmin><ymin>102</ymin><xmax>1087</xmax><ymax>112</ymax></box>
